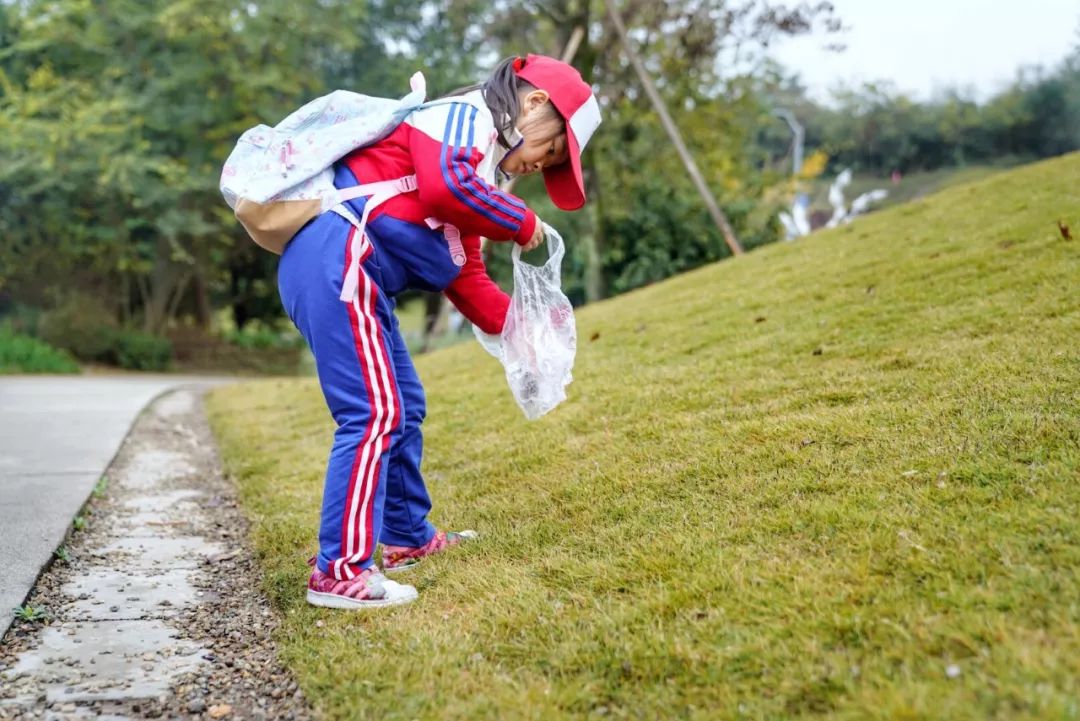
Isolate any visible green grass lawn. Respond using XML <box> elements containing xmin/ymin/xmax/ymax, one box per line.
<box><xmin>206</xmin><ymin>153</ymin><xmax>1080</xmax><ymax>720</ymax></box>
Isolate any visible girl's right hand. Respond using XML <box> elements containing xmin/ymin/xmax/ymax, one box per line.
<box><xmin>521</xmin><ymin>219</ymin><xmax>545</xmax><ymax>252</ymax></box>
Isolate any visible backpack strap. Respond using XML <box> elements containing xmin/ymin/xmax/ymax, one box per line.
<box><xmin>425</xmin><ymin>217</ymin><xmax>466</xmax><ymax>268</ymax></box>
<box><xmin>333</xmin><ymin>174</ymin><xmax>419</xmax><ymax>302</ymax></box>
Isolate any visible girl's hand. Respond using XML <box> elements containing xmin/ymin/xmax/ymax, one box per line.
<box><xmin>521</xmin><ymin>219</ymin><xmax>545</xmax><ymax>252</ymax></box>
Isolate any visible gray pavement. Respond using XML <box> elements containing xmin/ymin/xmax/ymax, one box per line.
<box><xmin>0</xmin><ymin>375</ymin><xmax>230</xmax><ymax>638</ymax></box>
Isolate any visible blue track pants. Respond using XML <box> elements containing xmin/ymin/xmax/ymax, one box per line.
<box><xmin>277</xmin><ymin>209</ymin><xmax>439</xmax><ymax>581</ymax></box>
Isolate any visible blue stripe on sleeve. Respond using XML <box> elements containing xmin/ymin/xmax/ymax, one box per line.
<box><xmin>437</xmin><ymin>104</ymin><xmax>523</xmax><ymax>231</ymax></box>
<box><xmin>438</xmin><ymin>104</ymin><xmax>517</xmax><ymax>231</ymax></box>
<box><xmin>459</xmin><ymin>106</ymin><xmax>527</xmax><ymax>217</ymax></box>
<box><xmin>451</xmin><ymin>106</ymin><xmax>525</xmax><ymax>224</ymax></box>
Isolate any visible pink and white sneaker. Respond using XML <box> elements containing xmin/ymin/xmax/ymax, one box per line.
<box><xmin>382</xmin><ymin>530</ymin><xmax>478</xmax><ymax>574</ymax></box>
<box><xmin>306</xmin><ymin>565</ymin><xmax>418</xmax><ymax>609</ymax></box>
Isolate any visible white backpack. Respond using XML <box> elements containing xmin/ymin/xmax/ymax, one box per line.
<box><xmin>219</xmin><ymin>73</ymin><xmax>431</xmax><ymax>257</ymax></box>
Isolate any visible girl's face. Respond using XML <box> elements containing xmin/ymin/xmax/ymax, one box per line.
<box><xmin>501</xmin><ymin>89</ymin><xmax>569</xmax><ymax>177</ymax></box>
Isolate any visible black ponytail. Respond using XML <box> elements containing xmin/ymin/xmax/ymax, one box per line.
<box><xmin>482</xmin><ymin>57</ymin><xmax>535</xmax><ymax>150</ymax></box>
<box><xmin>441</xmin><ymin>56</ymin><xmax>542</xmax><ymax>150</ymax></box>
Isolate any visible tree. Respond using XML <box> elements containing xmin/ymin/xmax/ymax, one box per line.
<box><xmin>0</xmin><ymin>0</ymin><xmax>438</xmax><ymax>331</ymax></box>
<box><xmin>474</xmin><ymin>0</ymin><xmax>839</xmax><ymax>299</ymax></box>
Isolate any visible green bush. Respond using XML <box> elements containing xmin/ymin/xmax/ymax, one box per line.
<box><xmin>112</xmin><ymin>329</ymin><xmax>172</xmax><ymax>371</ymax></box>
<box><xmin>38</xmin><ymin>297</ymin><xmax>118</xmax><ymax>362</ymax></box>
<box><xmin>36</xmin><ymin>296</ymin><xmax>172</xmax><ymax>370</ymax></box>
<box><xmin>0</xmin><ymin>325</ymin><xmax>79</xmax><ymax>373</ymax></box>
<box><xmin>224</xmin><ymin>321</ymin><xmax>305</xmax><ymax>350</ymax></box>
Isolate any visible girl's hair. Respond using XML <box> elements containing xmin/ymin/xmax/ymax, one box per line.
<box><xmin>443</xmin><ymin>56</ymin><xmax>565</xmax><ymax>150</ymax></box>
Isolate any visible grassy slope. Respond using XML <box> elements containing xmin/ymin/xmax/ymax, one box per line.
<box><xmin>206</xmin><ymin>153</ymin><xmax>1080</xmax><ymax>721</ymax></box>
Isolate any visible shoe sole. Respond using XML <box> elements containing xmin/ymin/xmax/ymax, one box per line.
<box><xmin>306</xmin><ymin>588</ymin><xmax>417</xmax><ymax>609</ymax></box>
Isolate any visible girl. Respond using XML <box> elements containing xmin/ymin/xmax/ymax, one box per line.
<box><xmin>277</xmin><ymin>55</ymin><xmax>602</xmax><ymax>609</ymax></box>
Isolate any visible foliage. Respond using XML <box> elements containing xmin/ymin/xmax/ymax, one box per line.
<box><xmin>0</xmin><ymin>0</ymin><xmax>465</xmax><ymax>334</ymax></box>
<box><xmin>0</xmin><ymin>323</ymin><xmax>80</xmax><ymax>374</ymax></box>
<box><xmin>111</xmin><ymin>328</ymin><xmax>173</xmax><ymax>371</ymax></box>
<box><xmin>2</xmin><ymin>0</ymin><xmax>1077</xmax><ymax>358</ymax></box>
<box><xmin>11</xmin><ymin>605</ymin><xmax>49</xmax><ymax>623</ymax></box>
<box><xmin>34</xmin><ymin>294</ymin><xmax>171</xmax><ymax>369</ymax></box>
<box><xmin>476</xmin><ymin>0</ymin><xmax>838</xmax><ymax>300</ymax></box>
<box><xmin>37</xmin><ymin>297</ymin><xmax>120</xmax><ymax>363</ymax></box>
<box><xmin>207</xmin><ymin>154</ymin><xmax>1080</xmax><ymax>719</ymax></box>
<box><xmin>224</xmin><ymin>320</ymin><xmax>306</xmax><ymax>350</ymax></box>
<box><xmin>758</xmin><ymin>46</ymin><xmax>1080</xmax><ymax>176</ymax></box>
<box><xmin>0</xmin><ymin>0</ymin><xmax>834</xmax><ymax>338</ymax></box>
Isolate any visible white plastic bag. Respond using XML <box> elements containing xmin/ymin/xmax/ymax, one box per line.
<box><xmin>474</xmin><ymin>223</ymin><xmax>577</xmax><ymax>420</ymax></box>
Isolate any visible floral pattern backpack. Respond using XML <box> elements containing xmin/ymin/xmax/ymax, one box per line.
<box><xmin>219</xmin><ymin>73</ymin><xmax>430</xmax><ymax>255</ymax></box>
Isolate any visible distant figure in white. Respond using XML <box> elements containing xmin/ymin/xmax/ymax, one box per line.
<box><xmin>826</xmin><ymin>169</ymin><xmax>888</xmax><ymax>228</ymax></box>
<box><xmin>780</xmin><ymin>168</ymin><xmax>888</xmax><ymax>240</ymax></box>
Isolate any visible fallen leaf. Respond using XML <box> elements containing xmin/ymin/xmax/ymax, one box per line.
<box><xmin>800</xmin><ymin>439</ymin><xmax>816</xmax><ymax>447</ymax></box>
<box><xmin>589</xmin><ymin>332</ymin><xmax>600</xmax><ymax>342</ymax></box>
<box><xmin>1058</xmin><ymin>220</ymin><xmax>1072</xmax><ymax>240</ymax></box>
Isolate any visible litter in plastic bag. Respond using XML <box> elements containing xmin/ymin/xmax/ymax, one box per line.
<box><xmin>474</xmin><ymin>223</ymin><xmax>576</xmax><ymax>420</ymax></box>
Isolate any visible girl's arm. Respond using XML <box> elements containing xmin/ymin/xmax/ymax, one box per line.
<box><xmin>444</xmin><ymin>234</ymin><xmax>509</xmax><ymax>335</ymax></box>
<box><xmin>408</xmin><ymin>102</ymin><xmax>537</xmax><ymax>245</ymax></box>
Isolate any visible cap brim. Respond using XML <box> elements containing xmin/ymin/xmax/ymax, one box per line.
<box><xmin>542</xmin><ymin>130</ymin><xmax>585</xmax><ymax>211</ymax></box>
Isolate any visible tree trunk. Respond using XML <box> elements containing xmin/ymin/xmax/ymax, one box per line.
<box><xmin>583</xmin><ymin>152</ymin><xmax>607</xmax><ymax>301</ymax></box>
<box><xmin>421</xmin><ymin>292</ymin><xmax>451</xmax><ymax>353</ymax></box>
<box><xmin>191</xmin><ymin>270</ymin><xmax>212</xmax><ymax>330</ymax></box>
<box><xmin>230</xmin><ymin>265</ymin><xmax>250</xmax><ymax>330</ymax></box>
<box><xmin>603</xmin><ymin>0</ymin><xmax>744</xmax><ymax>256</ymax></box>
<box><xmin>144</xmin><ymin>236</ymin><xmax>186</xmax><ymax>334</ymax></box>
<box><xmin>565</xmin><ymin>7</ymin><xmax>607</xmax><ymax>302</ymax></box>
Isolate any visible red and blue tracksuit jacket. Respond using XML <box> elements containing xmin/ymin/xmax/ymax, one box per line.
<box><xmin>276</xmin><ymin>90</ymin><xmax>532</xmax><ymax>581</ymax></box>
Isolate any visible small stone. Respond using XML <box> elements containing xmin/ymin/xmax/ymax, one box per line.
<box><xmin>946</xmin><ymin>664</ymin><xmax>961</xmax><ymax>679</ymax></box>
<box><xmin>188</xmin><ymin>698</ymin><xmax>208</xmax><ymax>713</ymax></box>
<box><xmin>208</xmin><ymin>703</ymin><xmax>233</xmax><ymax>718</ymax></box>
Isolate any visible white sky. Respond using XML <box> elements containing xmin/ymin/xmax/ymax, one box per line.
<box><xmin>769</xmin><ymin>0</ymin><xmax>1080</xmax><ymax>102</ymax></box>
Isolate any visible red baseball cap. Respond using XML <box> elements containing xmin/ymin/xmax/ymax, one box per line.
<box><xmin>513</xmin><ymin>54</ymin><xmax>602</xmax><ymax>211</ymax></box>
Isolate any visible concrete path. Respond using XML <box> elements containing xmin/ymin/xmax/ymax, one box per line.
<box><xmin>0</xmin><ymin>388</ymin><xmax>310</xmax><ymax>719</ymax></box>
<box><xmin>0</xmin><ymin>375</ymin><xmax>228</xmax><ymax>638</ymax></box>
